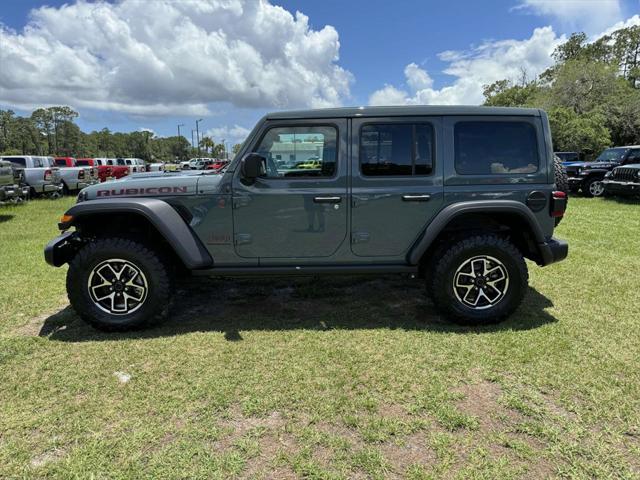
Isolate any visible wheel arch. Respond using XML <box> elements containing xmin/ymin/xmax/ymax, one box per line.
<box><xmin>61</xmin><ymin>198</ymin><xmax>213</xmax><ymax>270</ymax></box>
<box><xmin>409</xmin><ymin>201</ymin><xmax>547</xmax><ymax>267</ymax></box>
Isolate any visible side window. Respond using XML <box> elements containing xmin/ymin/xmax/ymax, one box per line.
<box><xmin>5</xmin><ymin>157</ymin><xmax>26</xmax><ymax>167</ymax></box>
<box><xmin>55</xmin><ymin>159</ymin><xmax>66</xmax><ymax>166</ymax></box>
<box><xmin>454</xmin><ymin>121</ymin><xmax>538</xmax><ymax>175</ymax></box>
<box><xmin>360</xmin><ymin>124</ymin><xmax>434</xmax><ymax>176</ymax></box>
<box><xmin>33</xmin><ymin>158</ymin><xmax>43</xmax><ymax>168</ymax></box>
<box><xmin>254</xmin><ymin>125</ymin><xmax>337</xmax><ymax>178</ymax></box>
<box><xmin>626</xmin><ymin>149</ymin><xmax>640</xmax><ymax>162</ymax></box>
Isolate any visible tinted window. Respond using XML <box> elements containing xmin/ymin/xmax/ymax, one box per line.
<box><xmin>54</xmin><ymin>159</ymin><xmax>67</xmax><ymax>166</ymax></box>
<box><xmin>626</xmin><ymin>149</ymin><xmax>640</xmax><ymax>162</ymax></box>
<box><xmin>455</xmin><ymin>122</ymin><xmax>538</xmax><ymax>175</ymax></box>
<box><xmin>4</xmin><ymin>157</ymin><xmax>26</xmax><ymax>167</ymax></box>
<box><xmin>596</xmin><ymin>148</ymin><xmax>628</xmax><ymax>162</ymax></box>
<box><xmin>360</xmin><ymin>124</ymin><xmax>433</xmax><ymax>176</ymax></box>
<box><xmin>254</xmin><ymin>125</ymin><xmax>337</xmax><ymax>178</ymax></box>
<box><xmin>76</xmin><ymin>160</ymin><xmax>90</xmax><ymax>166</ymax></box>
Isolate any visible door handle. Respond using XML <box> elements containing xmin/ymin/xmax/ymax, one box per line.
<box><xmin>313</xmin><ymin>196</ymin><xmax>342</xmax><ymax>204</ymax></box>
<box><xmin>402</xmin><ymin>194</ymin><xmax>431</xmax><ymax>202</ymax></box>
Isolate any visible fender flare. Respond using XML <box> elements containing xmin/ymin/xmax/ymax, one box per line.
<box><xmin>407</xmin><ymin>200</ymin><xmax>546</xmax><ymax>265</ymax></box>
<box><xmin>62</xmin><ymin>198</ymin><xmax>213</xmax><ymax>269</ymax></box>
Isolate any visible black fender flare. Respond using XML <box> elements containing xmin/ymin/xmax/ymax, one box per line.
<box><xmin>61</xmin><ymin>198</ymin><xmax>213</xmax><ymax>269</ymax></box>
<box><xmin>407</xmin><ymin>200</ymin><xmax>546</xmax><ymax>265</ymax></box>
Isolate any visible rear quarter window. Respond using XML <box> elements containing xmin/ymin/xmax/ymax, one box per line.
<box><xmin>454</xmin><ymin>121</ymin><xmax>538</xmax><ymax>175</ymax></box>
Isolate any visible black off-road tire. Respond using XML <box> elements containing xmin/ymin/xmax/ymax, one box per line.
<box><xmin>553</xmin><ymin>155</ymin><xmax>569</xmax><ymax>195</ymax></box>
<box><xmin>428</xmin><ymin>235</ymin><xmax>528</xmax><ymax>325</ymax></box>
<box><xmin>553</xmin><ymin>155</ymin><xmax>569</xmax><ymax>225</ymax></box>
<box><xmin>67</xmin><ymin>237</ymin><xmax>172</xmax><ymax>331</ymax></box>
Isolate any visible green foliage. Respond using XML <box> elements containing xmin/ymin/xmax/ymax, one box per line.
<box><xmin>0</xmin><ymin>106</ymin><xmax>222</xmax><ymax>161</ymax></box>
<box><xmin>484</xmin><ymin>25</ymin><xmax>640</xmax><ymax>155</ymax></box>
<box><xmin>547</xmin><ymin>107</ymin><xmax>611</xmax><ymax>155</ymax></box>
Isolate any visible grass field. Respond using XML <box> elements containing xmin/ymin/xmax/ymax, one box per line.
<box><xmin>0</xmin><ymin>196</ymin><xmax>639</xmax><ymax>479</ymax></box>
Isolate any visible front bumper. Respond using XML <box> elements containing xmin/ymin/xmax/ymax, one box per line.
<box><xmin>567</xmin><ymin>177</ymin><xmax>583</xmax><ymax>188</ymax></box>
<box><xmin>44</xmin><ymin>231</ymin><xmax>80</xmax><ymax>267</ymax></box>
<box><xmin>602</xmin><ymin>179</ymin><xmax>640</xmax><ymax>196</ymax></box>
<box><xmin>0</xmin><ymin>184</ymin><xmax>18</xmax><ymax>201</ymax></box>
<box><xmin>538</xmin><ymin>237</ymin><xmax>569</xmax><ymax>266</ymax></box>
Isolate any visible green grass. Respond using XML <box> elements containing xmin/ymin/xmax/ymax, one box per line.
<box><xmin>0</xmin><ymin>196</ymin><xmax>639</xmax><ymax>478</ymax></box>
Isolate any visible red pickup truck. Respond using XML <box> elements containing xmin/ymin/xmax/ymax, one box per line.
<box><xmin>77</xmin><ymin>158</ymin><xmax>129</xmax><ymax>182</ymax></box>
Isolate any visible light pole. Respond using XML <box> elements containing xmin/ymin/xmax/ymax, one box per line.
<box><xmin>177</xmin><ymin>123</ymin><xmax>184</xmax><ymax>160</ymax></box>
<box><xmin>191</xmin><ymin>130</ymin><xmax>195</xmax><ymax>154</ymax></box>
<box><xmin>221</xmin><ymin>138</ymin><xmax>225</xmax><ymax>160</ymax></box>
<box><xmin>195</xmin><ymin>119</ymin><xmax>203</xmax><ymax>156</ymax></box>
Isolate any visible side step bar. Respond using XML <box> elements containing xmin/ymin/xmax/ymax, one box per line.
<box><xmin>192</xmin><ymin>265</ymin><xmax>418</xmax><ymax>277</ymax></box>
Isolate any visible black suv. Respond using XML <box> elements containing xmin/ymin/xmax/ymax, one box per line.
<box><xmin>566</xmin><ymin>146</ymin><xmax>640</xmax><ymax>197</ymax></box>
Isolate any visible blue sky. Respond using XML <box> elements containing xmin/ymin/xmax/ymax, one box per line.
<box><xmin>1</xmin><ymin>0</ymin><xmax>638</xmax><ymax>145</ymax></box>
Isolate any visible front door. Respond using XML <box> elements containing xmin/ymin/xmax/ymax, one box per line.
<box><xmin>350</xmin><ymin>117</ymin><xmax>444</xmax><ymax>257</ymax></box>
<box><xmin>232</xmin><ymin>119</ymin><xmax>348</xmax><ymax>260</ymax></box>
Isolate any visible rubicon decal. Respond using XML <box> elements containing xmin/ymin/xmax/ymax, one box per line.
<box><xmin>96</xmin><ymin>186</ymin><xmax>189</xmax><ymax>197</ymax></box>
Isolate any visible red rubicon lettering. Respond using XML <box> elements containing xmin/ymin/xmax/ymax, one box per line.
<box><xmin>95</xmin><ymin>186</ymin><xmax>188</xmax><ymax>197</ymax></box>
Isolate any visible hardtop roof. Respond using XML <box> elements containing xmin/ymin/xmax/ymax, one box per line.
<box><xmin>265</xmin><ymin>105</ymin><xmax>543</xmax><ymax>120</ymax></box>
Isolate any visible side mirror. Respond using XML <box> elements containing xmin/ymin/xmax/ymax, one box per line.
<box><xmin>241</xmin><ymin>153</ymin><xmax>266</xmax><ymax>182</ymax></box>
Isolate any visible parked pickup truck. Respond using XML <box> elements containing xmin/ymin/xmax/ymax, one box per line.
<box><xmin>53</xmin><ymin>157</ymin><xmax>99</xmax><ymax>193</ymax></box>
<box><xmin>0</xmin><ymin>160</ymin><xmax>30</xmax><ymax>203</ymax></box>
<box><xmin>45</xmin><ymin>105</ymin><xmax>569</xmax><ymax>331</ymax></box>
<box><xmin>90</xmin><ymin>158</ymin><xmax>130</xmax><ymax>181</ymax></box>
<box><xmin>0</xmin><ymin>155</ymin><xmax>63</xmax><ymax>197</ymax></box>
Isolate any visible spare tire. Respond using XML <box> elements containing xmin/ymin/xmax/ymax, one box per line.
<box><xmin>553</xmin><ymin>155</ymin><xmax>569</xmax><ymax>226</ymax></box>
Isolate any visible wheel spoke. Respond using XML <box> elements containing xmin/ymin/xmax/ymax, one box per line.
<box><xmin>453</xmin><ymin>255</ymin><xmax>509</xmax><ymax>310</ymax></box>
<box><xmin>88</xmin><ymin>259</ymin><xmax>148</xmax><ymax>316</ymax></box>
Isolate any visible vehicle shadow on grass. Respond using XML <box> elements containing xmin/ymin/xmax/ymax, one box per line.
<box><xmin>0</xmin><ymin>214</ymin><xmax>14</xmax><ymax>223</ymax></box>
<box><xmin>39</xmin><ymin>276</ymin><xmax>558</xmax><ymax>342</ymax></box>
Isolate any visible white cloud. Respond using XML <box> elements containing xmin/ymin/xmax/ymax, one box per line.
<box><xmin>595</xmin><ymin>14</ymin><xmax>640</xmax><ymax>38</ymax></box>
<box><xmin>204</xmin><ymin>124</ymin><xmax>251</xmax><ymax>144</ymax></box>
<box><xmin>369</xmin><ymin>26</ymin><xmax>563</xmax><ymax>106</ymax></box>
<box><xmin>516</xmin><ymin>0</ymin><xmax>623</xmax><ymax>34</ymax></box>
<box><xmin>0</xmin><ymin>0</ymin><xmax>352</xmax><ymax>116</ymax></box>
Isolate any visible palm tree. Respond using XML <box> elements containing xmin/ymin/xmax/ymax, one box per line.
<box><xmin>199</xmin><ymin>136</ymin><xmax>215</xmax><ymax>155</ymax></box>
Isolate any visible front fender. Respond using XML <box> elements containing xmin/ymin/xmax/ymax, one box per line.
<box><xmin>58</xmin><ymin>198</ymin><xmax>213</xmax><ymax>269</ymax></box>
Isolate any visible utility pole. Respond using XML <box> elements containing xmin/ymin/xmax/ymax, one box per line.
<box><xmin>177</xmin><ymin>123</ymin><xmax>184</xmax><ymax>160</ymax></box>
<box><xmin>191</xmin><ymin>130</ymin><xmax>195</xmax><ymax>154</ymax></box>
<box><xmin>221</xmin><ymin>138</ymin><xmax>226</xmax><ymax>159</ymax></box>
<box><xmin>196</xmin><ymin>118</ymin><xmax>203</xmax><ymax>156</ymax></box>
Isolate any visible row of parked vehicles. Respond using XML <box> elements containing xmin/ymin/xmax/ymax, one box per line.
<box><xmin>556</xmin><ymin>146</ymin><xmax>640</xmax><ymax>198</ymax></box>
<box><xmin>0</xmin><ymin>155</ymin><xmax>232</xmax><ymax>204</ymax></box>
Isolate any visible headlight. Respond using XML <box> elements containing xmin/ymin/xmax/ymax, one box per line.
<box><xmin>637</xmin><ymin>170</ymin><xmax>640</xmax><ymax>178</ymax></box>
<box><xmin>576</xmin><ymin>168</ymin><xmax>582</xmax><ymax>175</ymax></box>
<box><xmin>76</xmin><ymin>190</ymin><xmax>88</xmax><ymax>203</ymax></box>
<box><xmin>604</xmin><ymin>171</ymin><xmax>613</xmax><ymax>178</ymax></box>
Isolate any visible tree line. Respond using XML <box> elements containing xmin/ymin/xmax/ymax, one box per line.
<box><xmin>483</xmin><ymin>25</ymin><xmax>640</xmax><ymax>159</ymax></box>
<box><xmin>0</xmin><ymin>106</ymin><xmax>242</xmax><ymax>162</ymax></box>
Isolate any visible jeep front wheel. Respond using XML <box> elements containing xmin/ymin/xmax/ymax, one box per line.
<box><xmin>67</xmin><ymin>238</ymin><xmax>172</xmax><ymax>331</ymax></box>
<box><xmin>584</xmin><ymin>177</ymin><xmax>605</xmax><ymax>197</ymax></box>
<box><xmin>428</xmin><ymin>235</ymin><xmax>528</xmax><ymax>325</ymax></box>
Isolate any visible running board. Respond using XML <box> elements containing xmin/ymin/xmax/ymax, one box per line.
<box><xmin>192</xmin><ymin>264</ymin><xmax>418</xmax><ymax>277</ymax></box>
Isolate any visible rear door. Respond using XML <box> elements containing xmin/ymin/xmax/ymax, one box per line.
<box><xmin>350</xmin><ymin>117</ymin><xmax>444</xmax><ymax>257</ymax></box>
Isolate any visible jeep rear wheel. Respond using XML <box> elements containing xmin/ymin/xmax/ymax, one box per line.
<box><xmin>67</xmin><ymin>238</ymin><xmax>172</xmax><ymax>331</ymax></box>
<box><xmin>428</xmin><ymin>235</ymin><xmax>528</xmax><ymax>325</ymax></box>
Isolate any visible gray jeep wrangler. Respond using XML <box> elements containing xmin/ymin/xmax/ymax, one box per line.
<box><xmin>45</xmin><ymin>106</ymin><xmax>568</xmax><ymax>331</ymax></box>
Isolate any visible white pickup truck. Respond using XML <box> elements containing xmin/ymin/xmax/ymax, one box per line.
<box><xmin>51</xmin><ymin>157</ymin><xmax>99</xmax><ymax>193</ymax></box>
<box><xmin>0</xmin><ymin>155</ymin><xmax>63</xmax><ymax>197</ymax></box>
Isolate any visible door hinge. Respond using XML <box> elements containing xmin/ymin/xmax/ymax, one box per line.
<box><xmin>351</xmin><ymin>232</ymin><xmax>370</xmax><ymax>244</ymax></box>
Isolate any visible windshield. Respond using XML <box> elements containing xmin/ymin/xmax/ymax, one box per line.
<box><xmin>596</xmin><ymin>148</ymin><xmax>628</xmax><ymax>162</ymax></box>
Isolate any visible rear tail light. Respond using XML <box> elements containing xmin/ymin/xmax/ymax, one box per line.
<box><xmin>78</xmin><ymin>169</ymin><xmax>85</xmax><ymax>179</ymax></box>
<box><xmin>44</xmin><ymin>169</ymin><xmax>53</xmax><ymax>181</ymax></box>
<box><xmin>551</xmin><ymin>191</ymin><xmax>567</xmax><ymax>218</ymax></box>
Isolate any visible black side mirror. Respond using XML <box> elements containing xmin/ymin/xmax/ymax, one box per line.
<box><xmin>241</xmin><ymin>153</ymin><xmax>266</xmax><ymax>182</ymax></box>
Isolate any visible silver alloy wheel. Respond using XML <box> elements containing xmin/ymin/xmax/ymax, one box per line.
<box><xmin>589</xmin><ymin>180</ymin><xmax>605</xmax><ymax>197</ymax></box>
<box><xmin>87</xmin><ymin>259</ymin><xmax>148</xmax><ymax>315</ymax></box>
<box><xmin>453</xmin><ymin>255</ymin><xmax>509</xmax><ymax>310</ymax></box>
